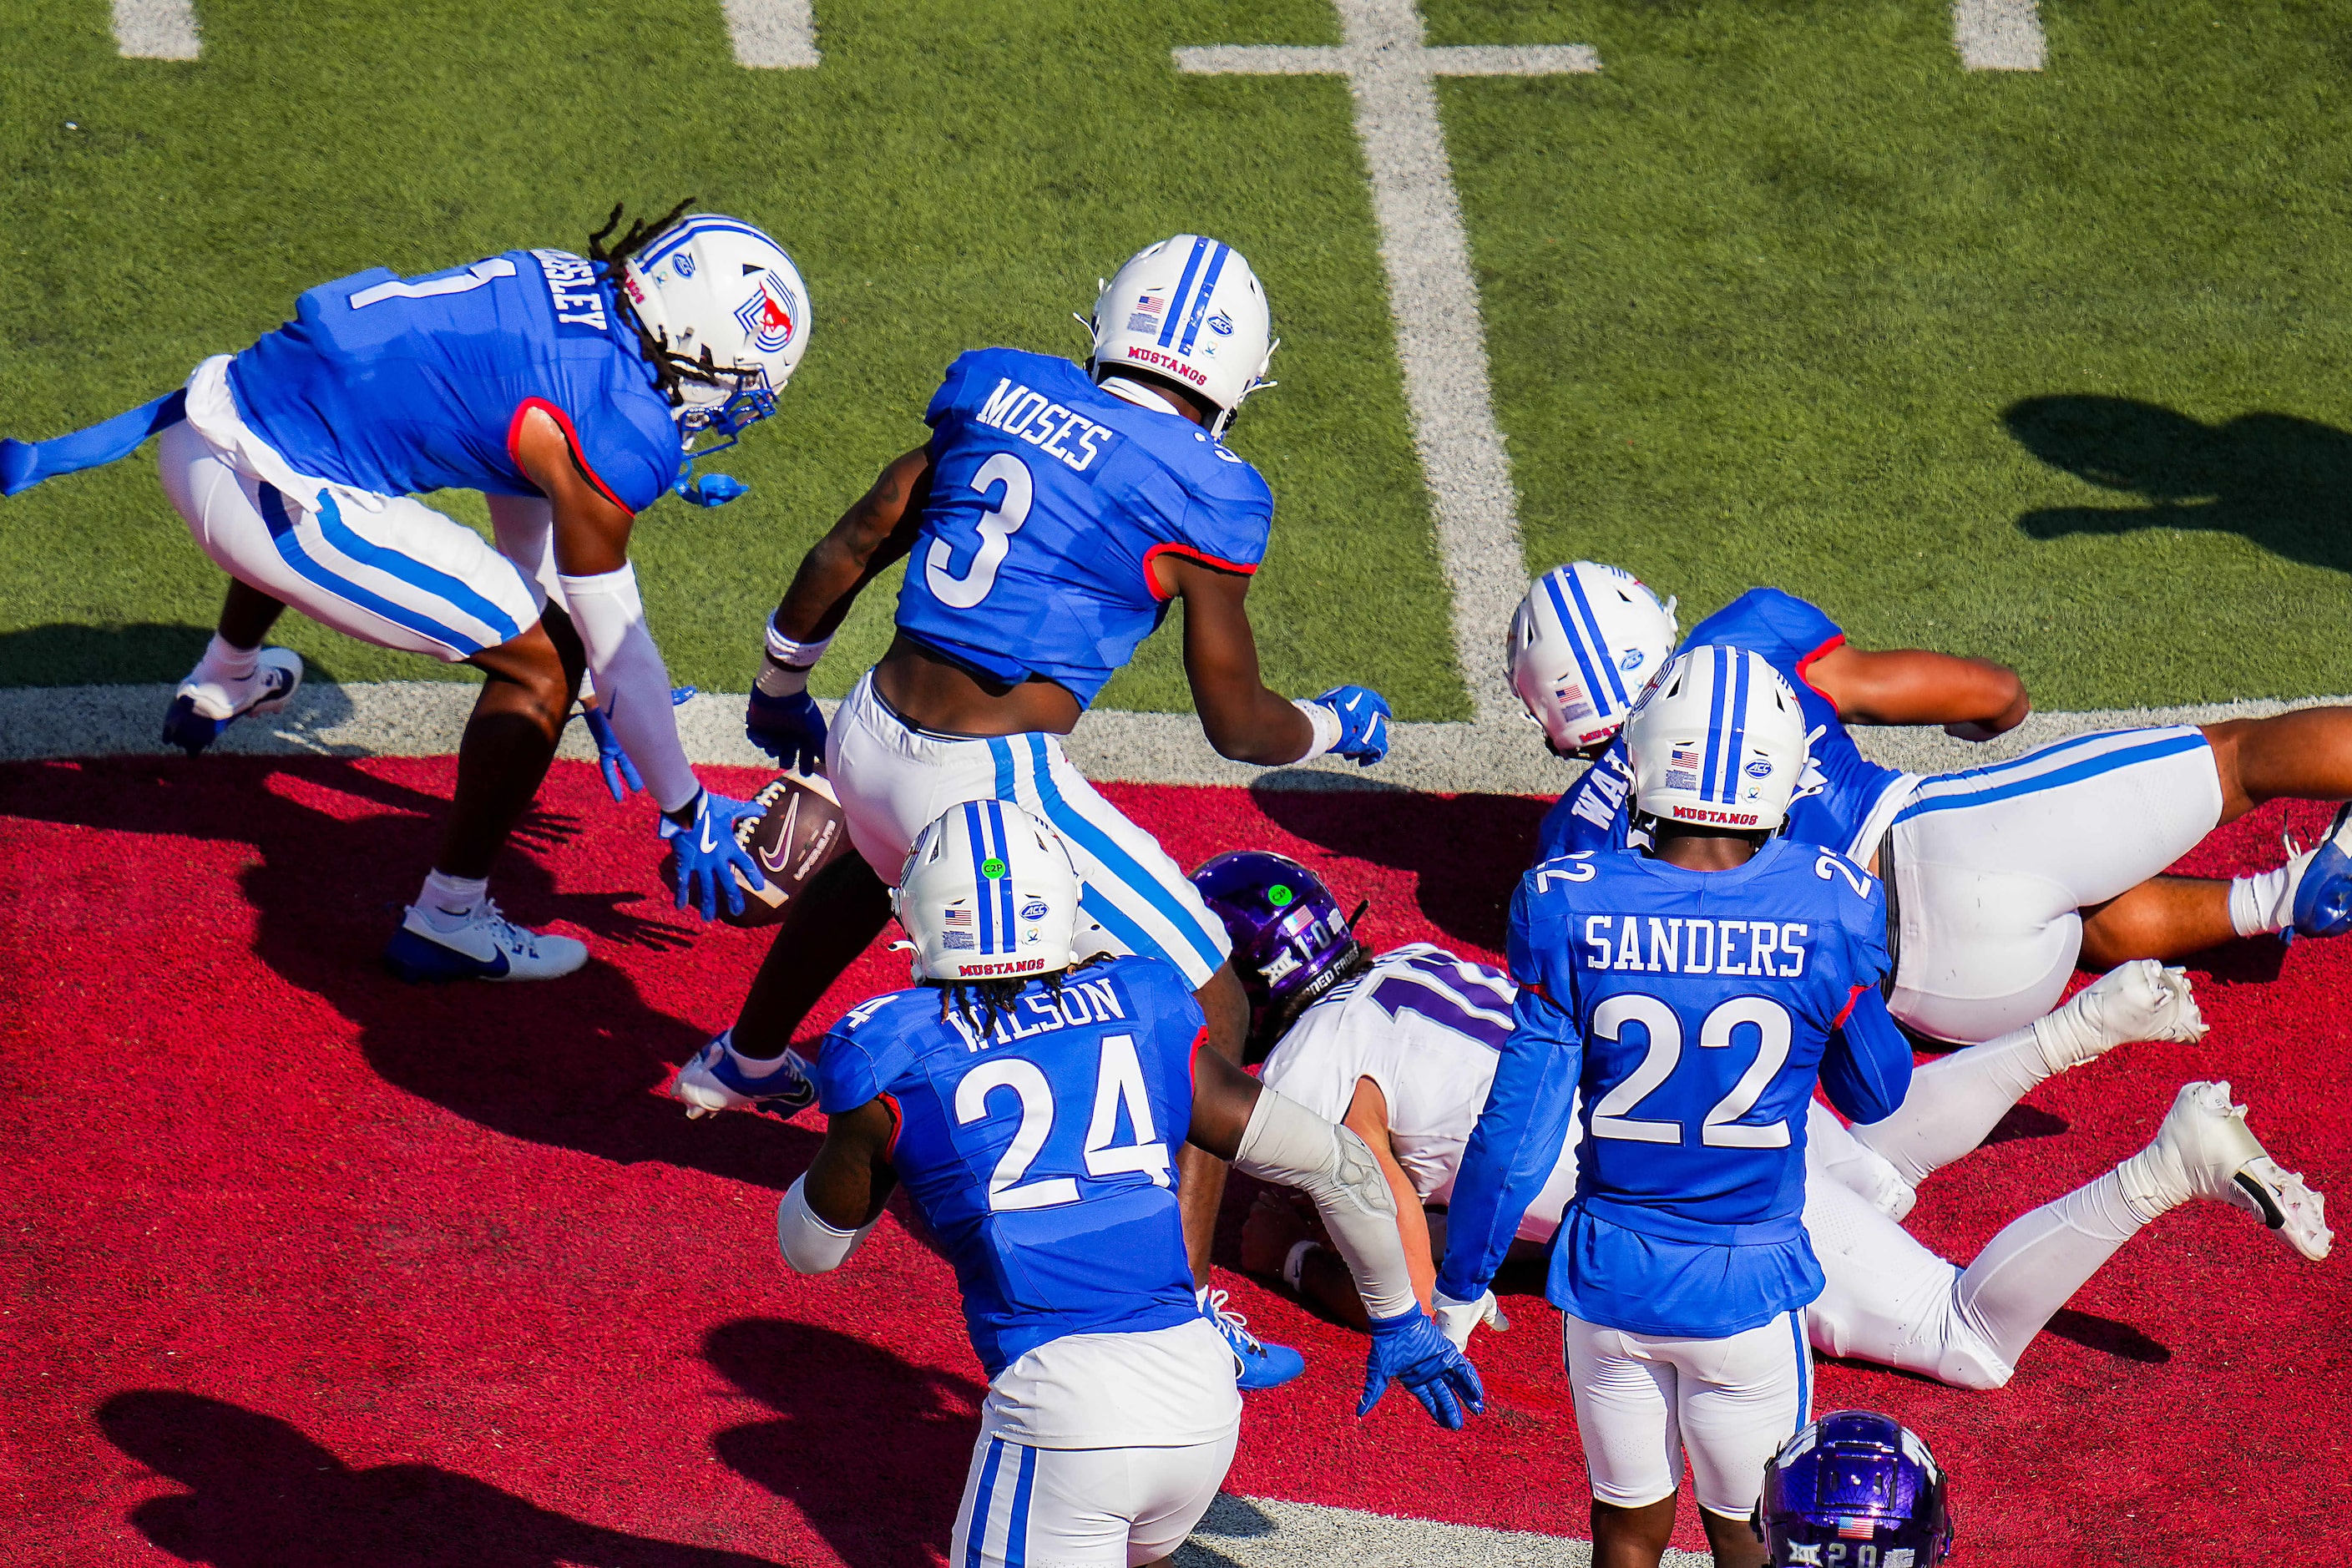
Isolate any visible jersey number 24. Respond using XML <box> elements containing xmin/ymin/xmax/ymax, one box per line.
<box><xmin>954</xmin><ymin>1031</ymin><xmax>1171</xmax><ymax>1212</ymax></box>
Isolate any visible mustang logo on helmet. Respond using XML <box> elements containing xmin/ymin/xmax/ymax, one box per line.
<box><xmin>734</xmin><ymin>275</ymin><xmax>799</xmax><ymax>354</ymax></box>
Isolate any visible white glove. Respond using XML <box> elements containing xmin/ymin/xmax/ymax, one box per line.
<box><xmin>1431</xmin><ymin>1287</ymin><xmax>1510</xmax><ymax>1352</ymax></box>
<box><xmin>2073</xmin><ymin>959</ymin><xmax>2207</xmax><ymax>1045</ymax></box>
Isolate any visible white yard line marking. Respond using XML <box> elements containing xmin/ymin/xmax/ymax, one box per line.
<box><xmin>1178</xmin><ymin>1492</ymin><xmax>1712</xmax><ymax>1567</ymax></box>
<box><xmin>9</xmin><ymin>680</ymin><xmax>2339</xmax><ymax>797</ymax></box>
<box><xmin>721</xmin><ymin>0</ymin><xmax>820</xmax><ymax>68</ymax></box>
<box><xmin>1177</xmin><ymin>0</ymin><xmax>1600</xmax><ymax>723</ymax></box>
<box><xmin>1952</xmin><ymin>0</ymin><xmax>2045</xmax><ymax>71</ymax></box>
<box><xmin>111</xmin><ymin>0</ymin><xmax>200</xmax><ymax>60</ymax></box>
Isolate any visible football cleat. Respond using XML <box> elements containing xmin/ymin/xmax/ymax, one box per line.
<box><xmin>161</xmin><ymin>647</ymin><xmax>302</xmax><ymax>756</ymax></box>
<box><xmin>380</xmin><ymin>901</ymin><xmax>589</xmax><ymax>984</ymax></box>
<box><xmin>2286</xmin><ymin>804</ymin><xmax>2352</xmax><ymax>939</ymax></box>
<box><xmin>1201</xmin><ymin>1288</ymin><xmax>1305</xmax><ymax>1390</ymax></box>
<box><xmin>2129</xmin><ymin>1081</ymin><xmax>2332</xmax><ymax>1261</ymax></box>
<box><xmin>670</xmin><ymin>1030</ymin><xmax>817</xmax><ymax>1120</ymax></box>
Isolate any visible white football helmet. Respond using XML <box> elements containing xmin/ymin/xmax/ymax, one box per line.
<box><xmin>1087</xmin><ymin>235</ymin><xmax>1273</xmax><ymax>438</ymax></box>
<box><xmin>1623</xmin><ymin>645</ymin><xmax>1810</xmax><ymax>833</ymax></box>
<box><xmin>1508</xmin><ymin>564</ymin><xmax>1679</xmax><ymax>755</ymax></box>
<box><xmin>618</xmin><ymin>212</ymin><xmax>812</xmax><ymax>439</ymax></box>
<box><xmin>893</xmin><ymin>801</ymin><xmax>1082</xmax><ymax>983</ymax></box>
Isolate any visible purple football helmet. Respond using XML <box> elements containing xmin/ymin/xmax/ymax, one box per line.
<box><xmin>1755</xmin><ymin>1410</ymin><xmax>1956</xmax><ymax>1567</ymax></box>
<box><xmin>1190</xmin><ymin>851</ymin><xmax>1365</xmax><ymax>1058</ymax></box>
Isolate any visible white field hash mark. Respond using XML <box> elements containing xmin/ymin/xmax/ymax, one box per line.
<box><xmin>721</xmin><ymin>0</ymin><xmax>820</xmax><ymax>68</ymax></box>
<box><xmin>1178</xmin><ymin>0</ymin><xmax>1600</xmax><ymax>724</ymax></box>
<box><xmin>112</xmin><ymin>0</ymin><xmax>199</xmax><ymax>59</ymax></box>
<box><xmin>1953</xmin><ymin>0</ymin><xmax>2045</xmax><ymax>71</ymax></box>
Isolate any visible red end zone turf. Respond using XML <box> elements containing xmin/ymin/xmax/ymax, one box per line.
<box><xmin>3</xmin><ymin>755</ymin><xmax>2349</xmax><ymax>1565</ymax></box>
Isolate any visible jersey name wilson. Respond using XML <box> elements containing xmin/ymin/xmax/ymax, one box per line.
<box><xmin>1580</xmin><ymin>914</ymin><xmax>1813</xmax><ymax>979</ymax></box>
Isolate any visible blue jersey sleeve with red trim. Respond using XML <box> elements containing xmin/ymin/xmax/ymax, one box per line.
<box><xmin>893</xmin><ymin>346</ymin><xmax>1270</xmax><ymax>706</ymax></box>
<box><xmin>1685</xmin><ymin>588</ymin><xmax>1845</xmax><ymax>670</ymax></box>
<box><xmin>228</xmin><ymin>249</ymin><xmax>682</xmax><ymax>512</ymax></box>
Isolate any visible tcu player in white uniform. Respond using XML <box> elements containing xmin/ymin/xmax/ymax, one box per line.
<box><xmin>1197</xmin><ymin>855</ymin><xmax>2330</xmax><ymax>1392</ymax></box>
<box><xmin>1515</xmin><ymin>563</ymin><xmax>2352</xmax><ymax>1043</ymax></box>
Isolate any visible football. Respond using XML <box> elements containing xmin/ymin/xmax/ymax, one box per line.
<box><xmin>718</xmin><ymin>770</ymin><xmax>852</xmax><ymax>929</ymax></box>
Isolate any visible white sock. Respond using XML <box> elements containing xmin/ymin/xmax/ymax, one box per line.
<box><xmin>2229</xmin><ymin>864</ymin><xmax>2299</xmax><ymax>937</ymax></box>
<box><xmin>197</xmin><ymin>633</ymin><xmax>259</xmax><ymax>685</ymax></box>
<box><xmin>1953</xmin><ymin>1169</ymin><xmax>2148</xmax><ymax>1371</ymax></box>
<box><xmin>417</xmin><ymin>869</ymin><xmax>488</xmax><ymax>930</ymax></box>
<box><xmin>2115</xmin><ymin>1134</ymin><xmax>2197</xmax><ymax>1224</ymax></box>
<box><xmin>721</xmin><ymin>1027</ymin><xmax>796</xmax><ymax>1072</ymax></box>
<box><xmin>1850</xmin><ymin>1024</ymin><xmax>2050</xmax><ymax>1186</ymax></box>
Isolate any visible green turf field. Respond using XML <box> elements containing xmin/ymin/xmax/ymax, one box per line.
<box><xmin>2</xmin><ymin>0</ymin><xmax>2347</xmax><ymax>714</ymax></box>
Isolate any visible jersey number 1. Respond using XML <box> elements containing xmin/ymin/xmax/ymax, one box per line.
<box><xmin>348</xmin><ymin>258</ymin><xmax>518</xmax><ymax>311</ymax></box>
<box><xmin>953</xmin><ymin>1031</ymin><xmax>1172</xmax><ymax>1212</ymax></box>
<box><xmin>925</xmin><ymin>453</ymin><xmax>1034</xmax><ymax>609</ymax></box>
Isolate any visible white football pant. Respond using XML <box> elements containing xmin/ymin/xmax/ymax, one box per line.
<box><xmin>159</xmin><ymin>355</ymin><xmax>547</xmax><ymax>662</ymax></box>
<box><xmin>1563</xmin><ymin>1309</ymin><xmax>1810</xmax><ymax>1519</ymax></box>
<box><xmin>1886</xmin><ymin>726</ymin><xmax>2223</xmax><ymax>1042</ymax></box>
<box><xmin>827</xmin><ymin>672</ymin><xmax>1234</xmax><ymax>989</ymax></box>
<box><xmin>948</xmin><ymin>1430</ymin><xmax>1237</xmax><ymax>1568</ymax></box>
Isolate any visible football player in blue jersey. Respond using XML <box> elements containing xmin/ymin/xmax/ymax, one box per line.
<box><xmin>776</xmin><ymin>802</ymin><xmax>1479</xmax><ymax>1568</ymax></box>
<box><xmin>0</xmin><ymin>205</ymin><xmax>798</xmax><ymax>979</ymax></box>
<box><xmin>1518</xmin><ymin>564</ymin><xmax>2352</xmax><ymax>1043</ymax></box>
<box><xmin>1436</xmin><ymin>646</ymin><xmax>1914</xmax><ymax>1568</ymax></box>
<box><xmin>1198</xmin><ymin>857</ymin><xmax>2328</xmax><ymax>1399</ymax></box>
<box><xmin>675</xmin><ymin>235</ymin><xmax>1393</xmax><ymax>1383</ymax></box>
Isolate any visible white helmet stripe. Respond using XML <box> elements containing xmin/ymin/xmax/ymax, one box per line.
<box><xmin>1561</xmin><ymin>569</ymin><xmax>1632</xmax><ymax>711</ymax></box>
<box><xmin>1156</xmin><ymin>237</ymin><xmax>1216</xmax><ymax>349</ymax></box>
<box><xmin>1700</xmin><ymin>645</ymin><xmax>1732</xmax><ymax>802</ymax></box>
<box><xmin>989</xmin><ymin>800</ymin><xmax>1018</xmax><ymax>949</ymax></box>
<box><xmin>962</xmin><ymin>800</ymin><xmax>997</xmax><ymax>953</ymax></box>
<box><xmin>1717</xmin><ymin>645</ymin><xmax>1753</xmax><ymax>802</ymax></box>
<box><xmin>1541</xmin><ymin>572</ymin><xmax>1613</xmax><ymax>716</ymax></box>
<box><xmin>638</xmin><ymin>215</ymin><xmax>776</xmax><ymax>271</ymax></box>
<box><xmin>1174</xmin><ymin>243</ymin><xmax>1233</xmax><ymax>355</ymax></box>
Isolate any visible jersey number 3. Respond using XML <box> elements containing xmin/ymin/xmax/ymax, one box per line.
<box><xmin>1588</xmin><ymin>994</ymin><xmax>1793</xmax><ymax>1148</ymax></box>
<box><xmin>926</xmin><ymin>452</ymin><xmax>1034</xmax><ymax>609</ymax></box>
<box><xmin>953</xmin><ymin>1032</ymin><xmax>1171</xmax><ymax>1211</ymax></box>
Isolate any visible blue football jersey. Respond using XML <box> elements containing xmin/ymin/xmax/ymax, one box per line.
<box><xmin>227</xmin><ymin>250</ymin><xmax>683</xmax><ymax>513</ymax></box>
<box><xmin>1538</xmin><ymin>589</ymin><xmax>1914</xmax><ymax>864</ymax></box>
<box><xmin>1434</xmin><ymin>837</ymin><xmax>1914</xmax><ymax>1338</ymax></box>
<box><xmin>891</xmin><ymin>347</ymin><xmax>1275</xmax><ymax>706</ymax></box>
<box><xmin>812</xmin><ymin>956</ymin><xmax>1206</xmax><ymax>1377</ymax></box>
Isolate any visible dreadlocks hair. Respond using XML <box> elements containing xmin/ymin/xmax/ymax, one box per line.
<box><xmin>938</xmin><ymin>971</ymin><xmax>1070</xmax><ymax>1040</ymax></box>
<box><xmin>588</xmin><ymin>198</ymin><xmax>751</xmax><ymax>409</ymax></box>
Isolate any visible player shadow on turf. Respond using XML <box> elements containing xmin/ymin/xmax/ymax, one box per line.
<box><xmin>0</xmin><ymin>753</ymin><xmax>819</xmax><ymax>1192</ymax></box>
<box><xmin>2005</xmin><ymin>396</ymin><xmax>2352</xmax><ymax>574</ymax></box>
<box><xmin>97</xmin><ymin>1390</ymin><xmax>785</xmax><ymax>1567</ymax></box>
<box><xmin>703</xmin><ymin>1318</ymin><xmax>986</xmax><ymax>1568</ymax></box>
<box><xmin>1246</xmin><ymin>785</ymin><xmax>1551</xmax><ymax>953</ymax></box>
<box><xmin>0</xmin><ymin>620</ymin><xmax>240</xmax><ymax>687</ymax></box>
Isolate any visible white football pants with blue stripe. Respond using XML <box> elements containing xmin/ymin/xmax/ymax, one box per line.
<box><xmin>1564</xmin><ymin>1309</ymin><xmax>1812</xmax><ymax>1519</ymax></box>
<box><xmin>948</xmin><ymin>1429</ymin><xmax>1237</xmax><ymax>1568</ymax></box>
<box><xmin>827</xmin><ymin>672</ymin><xmax>1235</xmax><ymax>989</ymax></box>
<box><xmin>159</xmin><ymin>355</ymin><xmax>548</xmax><ymax>662</ymax></box>
<box><xmin>1885</xmin><ymin>726</ymin><xmax>2224</xmax><ymax>1044</ymax></box>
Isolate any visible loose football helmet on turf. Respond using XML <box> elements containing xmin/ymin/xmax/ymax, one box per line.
<box><xmin>894</xmin><ymin>802</ymin><xmax>1081</xmax><ymax>983</ymax></box>
<box><xmin>1623</xmin><ymin>644</ymin><xmax>1810</xmax><ymax>834</ymax></box>
<box><xmin>615</xmin><ymin>212</ymin><xmax>812</xmax><ymax>451</ymax></box>
<box><xmin>1754</xmin><ymin>1410</ymin><xmax>1956</xmax><ymax>1566</ymax></box>
<box><xmin>1507</xmin><ymin>563</ymin><xmax>1678</xmax><ymax>756</ymax></box>
<box><xmin>1086</xmin><ymin>235</ymin><xmax>1273</xmax><ymax>438</ymax></box>
<box><xmin>1191</xmin><ymin>851</ymin><xmax>1363</xmax><ymax>1058</ymax></box>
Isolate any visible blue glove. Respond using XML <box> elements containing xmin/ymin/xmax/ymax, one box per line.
<box><xmin>746</xmin><ymin>688</ymin><xmax>828</xmax><ymax>771</ymax></box>
<box><xmin>1310</xmin><ymin>685</ymin><xmax>1393</xmax><ymax>766</ymax></box>
<box><xmin>580</xmin><ymin>705</ymin><xmax>644</xmax><ymax>802</ymax></box>
<box><xmin>659</xmin><ymin>788</ymin><xmax>767</xmax><ymax>921</ymax></box>
<box><xmin>671</xmin><ymin>472</ymin><xmax>749</xmax><ymax>508</ymax></box>
<box><xmin>1359</xmin><ymin>1306</ymin><xmax>1485</xmax><ymax>1430</ymax></box>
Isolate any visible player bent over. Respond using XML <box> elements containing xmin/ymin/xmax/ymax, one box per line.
<box><xmin>776</xmin><ymin>803</ymin><xmax>1479</xmax><ymax>1567</ymax></box>
<box><xmin>1438</xmin><ymin>648</ymin><xmax>1914</xmax><ymax>1568</ymax></box>
<box><xmin>1521</xmin><ymin>566</ymin><xmax>2352</xmax><ymax>1042</ymax></box>
<box><xmin>0</xmin><ymin>205</ymin><xmax>793</xmax><ymax>979</ymax></box>
<box><xmin>1188</xmin><ymin>854</ymin><xmax>2329</xmax><ymax>1392</ymax></box>
<box><xmin>680</xmin><ymin>235</ymin><xmax>1393</xmax><ymax>1383</ymax></box>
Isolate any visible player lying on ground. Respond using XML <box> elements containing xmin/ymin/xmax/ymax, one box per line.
<box><xmin>1195</xmin><ymin>857</ymin><xmax>2329</xmax><ymax>1392</ymax></box>
<box><xmin>1439</xmin><ymin>646</ymin><xmax>1917</xmax><ymax>1568</ymax></box>
<box><xmin>673</xmin><ymin>235</ymin><xmax>1393</xmax><ymax>1386</ymax></box>
<box><xmin>1514</xmin><ymin>564</ymin><xmax>2352</xmax><ymax>1042</ymax></box>
<box><xmin>0</xmin><ymin>204</ymin><xmax>793</xmax><ymax>981</ymax></box>
<box><xmin>776</xmin><ymin>802</ymin><xmax>1480</xmax><ymax>1568</ymax></box>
